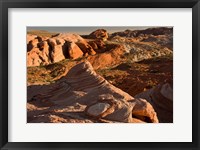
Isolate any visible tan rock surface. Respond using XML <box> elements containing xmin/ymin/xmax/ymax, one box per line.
<box><xmin>27</xmin><ymin>61</ymin><xmax>158</xmax><ymax>123</ymax></box>
<box><xmin>27</xmin><ymin>34</ymin><xmax>37</xmax><ymax>44</ymax></box>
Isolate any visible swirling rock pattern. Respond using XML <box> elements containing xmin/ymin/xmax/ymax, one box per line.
<box><xmin>27</xmin><ymin>61</ymin><xmax>158</xmax><ymax>123</ymax></box>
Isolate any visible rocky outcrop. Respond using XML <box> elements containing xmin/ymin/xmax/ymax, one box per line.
<box><xmin>67</xmin><ymin>41</ymin><xmax>84</xmax><ymax>59</ymax></box>
<box><xmin>27</xmin><ymin>33</ymin><xmax>96</xmax><ymax>67</ymax></box>
<box><xmin>135</xmin><ymin>82</ymin><xmax>173</xmax><ymax>122</ymax></box>
<box><xmin>111</xmin><ymin>27</ymin><xmax>173</xmax><ymax>38</ymax></box>
<box><xmin>110</xmin><ymin>27</ymin><xmax>173</xmax><ymax>50</ymax></box>
<box><xmin>87</xmin><ymin>44</ymin><xmax>125</xmax><ymax>69</ymax></box>
<box><xmin>27</xmin><ymin>61</ymin><xmax>158</xmax><ymax>123</ymax></box>
<box><xmin>54</xmin><ymin>33</ymin><xmax>96</xmax><ymax>55</ymax></box>
<box><xmin>27</xmin><ymin>34</ymin><xmax>37</xmax><ymax>44</ymax></box>
<box><xmin>88</xmin><ymin>39</ymin><xmax>105</xmax><ymax>52</ymax></box>
<box><xmin>88</xmin><ymin>29</ymin><xmax>108</xmax><ymax>41</ymax></box>
<box><xmin>27</xmin><ymin>27</ymin><xmax>173</xmax><ymax>67</ymax></box>
<box><xmin>48</xmin><ymin>38</ymin><xmax>66</xmax><ymax>63</ymax></box>
<box><xmin>110</xmin><ymin>35</ymin><xmax>173</xmax><ymax>62</ymax></box>
<box><xmin>27</xmin><ymin>47</ymin><xmax>49</xmax><ymax>66</ymax></box>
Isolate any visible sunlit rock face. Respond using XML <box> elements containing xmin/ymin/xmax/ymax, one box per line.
<box><xmin>27</xmin><ymin>61</ymin><xmax>158</xmax><ymax>123</ymax></box>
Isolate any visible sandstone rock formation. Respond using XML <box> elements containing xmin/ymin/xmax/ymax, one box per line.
<box><xmin>88</xmin><ymin>29</ymin><xmax>108</xmax><ymax>41</ymax></box>
<box><xmin>27</xmin><ymin>61</ymin><xmax>158</xmax><ymax>123</ymax></box>
<box><xmin>27</xmin><ymin>33</ymin><xmax>96</xmax><ymax>66</ymax></box>
<box><xmin>27</xmin><ymin>34</ymin><xmax>37</xmax><ymax>44</ymax></box>
<box><xmin>27</xmin><ymin>27</ymin><xmax>173</xmax><ymax>67</ymax></box>
<box><xmin>88</xmin><ymin>39</ymin><xmax>105</xmax><ymax>51</ymax></box>
<box><xmin>110</xmin><ymin>27</ymin><xmax>173</xmax><ymax>50</ymax></box>
<box><xmin>135</xmin><ymin>82</ymin><xmax>173</xmax><ymax>122</ymax></box>
<box><xmin>67</xmin><ymin>41</ymin><xmax>84</xmax><ymax>59</ymax></box>
<box><xmin>54</xmin><ymin>33</ymin><xmax>96</xmax><ymax>55</ymax></box>
<box><xmin>87</xmin><ymin>44</ymin><xmax>125</xmax><ymax>69</ymax></box>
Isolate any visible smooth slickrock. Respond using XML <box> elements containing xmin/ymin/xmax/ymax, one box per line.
<box><xmin>27</xmin><ymin>61</ymin><xmax>158</xmax><ymax>123</ymax></box>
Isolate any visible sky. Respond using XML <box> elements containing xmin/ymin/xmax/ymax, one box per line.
<box><xmin>27</xmin><ymin>26</ymin><xmax>171</xmax><ymax>35</ymax></box>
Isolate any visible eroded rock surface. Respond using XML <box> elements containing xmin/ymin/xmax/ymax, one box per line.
<box><xmin>135</xmin><ymin>82</ymin><xmax>173</xmax><ymax>122</ymax></box>
<box><xmin>27</xmin><ymin>61</ymin><xmax>158</xmax><ymax>123</ymax></box>
<box><xmin>27</xmin><ymin>33</ymin><xmax>96</xmax><ymax>66</ymax></box>
<box><xmin>88</xmin><ymin>29</ymin><xmax>108</xmax><ymax>41</ymax></box>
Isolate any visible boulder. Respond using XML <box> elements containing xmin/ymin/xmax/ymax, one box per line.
<box><xmin>135</xmin><ymin>82</ymin><xmax>173</xmax><ymax>122</ymax></box>
<box><xmin>88</xmin><ymin>29</ymin><xmax>108</xmax><ymax>41</ymax></box>
<box><xmin>86</xmin><ymin>103</ymin><xmax>111</xmax><ymax>117</ymax></box>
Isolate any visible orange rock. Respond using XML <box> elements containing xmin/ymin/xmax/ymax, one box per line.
<box><xmin>88</xmin><ymin>29</ymin><xmax>108</xmax><ymax>41</ymax></box>
<box><xmin>27</xmin><ymin>48</ymin><xmax>44</xmax><ymax>66</ymax></box>
<box><xmin>27</xmin><ymin>33</ymin><xmax>98</xmax><ymax>66</ymax></box>
<box><xmin>67</xmin><ymin>42</ymin><xmax>83</xmax><ymax>59</ymax></box>
<box><xmin>88</xmin><ymin>41</ymin><xmax>98</xmax><ymax>50</ymax></box>
<box><xmin>27</xmin><ymin>34</ymin><xmax>37</xmax><ymax>44</ymax></box>
<box><xmin>87</xmin><ymin>44</ymin><xmax>125</xmax><ymax>70</ymax></box>
<box><xmin>88</xmin><ymin>39</ymin><xmax>105</xmax><ymax>51</ymax></box>
<box><xmin>76</xmin><ymin>42</ymin><xmax>96</xmax><ymax>55</ymax></box>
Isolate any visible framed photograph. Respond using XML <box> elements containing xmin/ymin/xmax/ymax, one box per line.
<box><xmin>0</xmin><ymin>0</ymin><xmax>199</xmax><ymax>149</ymax></box>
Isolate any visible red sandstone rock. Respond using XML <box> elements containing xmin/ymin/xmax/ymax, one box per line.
<box><xmin>27</xmin><ymin>61</ymin><xmax>158</xmax><ymax>123</ymax></box>
<box><xmin>67</xmin><ymin>42</ymin><xmax>83</xmax><ymax>59</ymax></box>
<box><xmin>27</xmin><ymin>34</ymin><xmax>37</xmax><ymax>44</ymax></box>
<box><xmin>27</xmin><ymin>33</ymin><xmax>96</xmax><ymax>66</ymax></box>
<box><xmin>88</xmin><ymin>29</ymin><xmax>108</xmax><ymax>41</ymax></box>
